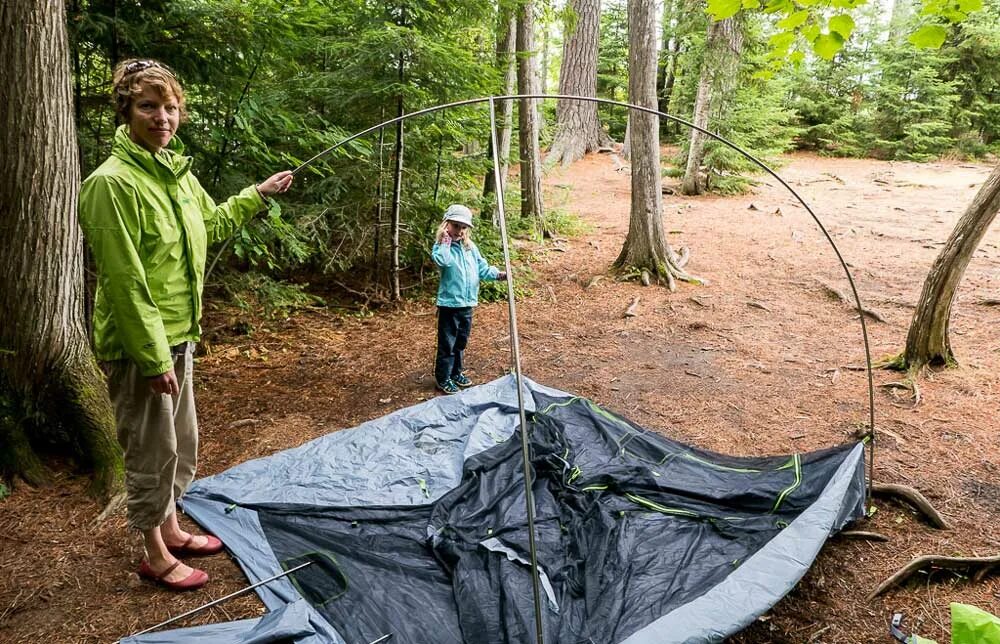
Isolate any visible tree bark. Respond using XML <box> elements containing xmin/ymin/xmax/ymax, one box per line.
<box><xmin>484</xmin><ymin>9</ymin><xmax>517</xmax><ymax>223</ymax></box>
<box><xmin>614</xmin><ymin>0</ymin><xmax>701</xmax><ymax>289</ymax></box>
<box><xmin>899</xmin><ymin>162</ymin><xmax>1000</xmax><ymax>370</ymax></box>
<box><xmin>888</xmin><ymin>0</ymin><xmax>912</xmax><ymax>42</ymax></box>
<box><xmin>374</xmin><ymin>105</ymin><xmax>386</xmax><ymax>282</ymax></box>
<box><xmin>0</xmin><ymin>0</ymin><xmax>122</xmax><ymax>498</ymax></box>
<box><xmin>548</xmin><ymin>0</ymin><xmax>611</xmax><ymax>167</ymax></box>
<box><xmin>657</xmin><ymin>0</ymin><xmax>679</xmax><ymax>118</ymax></box>
<box><xmin>390</xmin><ymin>51</ymin><xmax>405</xmax><ymax>302</ymax></box>
<box><xmin>681</xmin><ymin>17</ymin><xmax>742</xmax><ymax>196</ymax></box>
<box><xmin>516</xmin><ymin>0</ymin><xmax>546</xmax><ymax>232</ymax></box>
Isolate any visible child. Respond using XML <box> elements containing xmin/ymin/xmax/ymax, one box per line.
<box><xmin>431</xmin><ymin>204</ymin><xmax>506</xmax><ymax>394</ymax></box>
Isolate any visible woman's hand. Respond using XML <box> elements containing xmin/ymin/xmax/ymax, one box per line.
<box><xmin>257</xmin><ymin>171</ymin><xmax>294</xmax><ymax>197</ymax></box>
<box><xmin>148</xmin><ymin>368</ymin><xmax>180</xmax><ymax>396</ymax></box>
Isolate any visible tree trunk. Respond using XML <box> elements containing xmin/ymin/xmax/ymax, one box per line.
<box><xmin>681</xmin><ymin>17</ymin><xmax>742</xmax><ymax>196</ymax></box>
<box><xmin>888</xmin><ymin>0</ymin><xmax>912</xmax><ymax>42</ymax></box>
<box><xmin>390</xmin><ymin>53</ymin><xmax>404</xmax><ymax>302</ymax></box>
<box><xmin>0</xmin><ymin>0</ymin><xmax>122</xmax><ymax>498</ymax></box>
<box><xmin>614</xmin><ymin>0</ymin><xmax>701</xmax><ymax>290</ymax></box>
<box><xmin>516</xmin><ymin>0</ymin><xmax>546</xmax><ymax>232</ymax></box>
<box><xmin>374</xmin><ymin>106</ymin><xmax>386</xmax><ymax>284</ymax></box>
<box><xmin>484</xmin><ymin>10</ymin><xmax>517</xmax><ymax>224</ymax></box>
<box><xmin>548</xmin><ymin>0</ymin><xmax>611</xmax><ymax>167</ymax></box>
<box><xmin>900</xmin><ymin>162</ymin><xmax>1000</xmax><ymax>370</ymax></box>
<box><xmin>657</xmin><ymin>0</ymin><xmax>679</xmax><ymax>118</ymax></box>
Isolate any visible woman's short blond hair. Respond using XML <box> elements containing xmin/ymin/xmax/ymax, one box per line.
<box><xmin>111</xmin><ymin>59</ymin><xmax>187</xmax><ymax>123</ymax></box>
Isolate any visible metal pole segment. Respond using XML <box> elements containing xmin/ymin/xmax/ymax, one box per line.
<box><xmin>119</xmin><ymin>561</ymin><xmax>314</xmax><ymax>641</ymax></box>
<box><xmin>488</xmin><ymin>97</ymin><xmax>546</xmax><ymax>644</ymax></box>
<box><xmin>292</xmin><ymin>94</ymin><xmax>877</xmax><ymax>502</ymax></box>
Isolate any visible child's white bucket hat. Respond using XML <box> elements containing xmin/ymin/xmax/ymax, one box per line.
<box><xmin>443</xmin><ymin>204</ymin><xmax>474</xmax><ymax>228</ymax></box>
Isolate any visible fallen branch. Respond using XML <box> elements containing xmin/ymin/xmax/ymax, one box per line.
<box><xmin>747</xmin><ymin>300</ymin><xmax>772</xmax><ymax>312</ymax></box>
<box><xmin>868</xmin><ymin>554</ymin><xmax>1000</xmax><ymax>599</ymax></box>
<box><xmin>978</xmin><ymin>298</ymin><xmax>1000</xmax><ymax>306</ymax></box>
<box><xmin>872</xmin><ymin>483</ymin><xmax>950</xmax><ymax>529</ymax></box>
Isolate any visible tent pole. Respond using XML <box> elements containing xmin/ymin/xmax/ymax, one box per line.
<box><xmin>488</xmin><ymin>96</ymin><xmax>546</xmax><ymax>644</ymax></box>
<box><xmin>116</xmin><ymin>561</ymin><xmax>313</xmax><ymax>642</ymax></box>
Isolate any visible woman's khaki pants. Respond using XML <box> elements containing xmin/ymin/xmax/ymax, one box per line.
<box><xmin>104</xmin><ymin>344</ymin><xmax>198</xmax><ymax>531</ymax></box>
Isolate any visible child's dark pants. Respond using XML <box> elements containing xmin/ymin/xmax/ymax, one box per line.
<box><xmin>435</xmin><ymin>306</ymin><xmax>473</xmax><ymax>385</ymax></box>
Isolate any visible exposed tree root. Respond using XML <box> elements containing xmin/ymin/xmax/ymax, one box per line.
<box><xmin>878</xmin><ymin>378</ymin><xmax>921</xmax><ymax>406</ymax></box>
<box><xmin>839</xmin><ymin>530</ymin><xmax>889</xmax><ymax>542</ymax></box>
<box><xmin>859</xmin><ymin>307</ymin><xmax>887</xmax><ymax>323</ymax></box>
<box><xmin>93</xmin><ymin>492</ymin><xmax>127</xmax><ymax>525</ymax></box>
<box><xmin>818</xmin><ymin>281</ymin><xmax>885</xmax><ymax>322</ymax></box>
<box><xmin>868</xmin><ymin>554</ymin><xmax>1000</xmax><ymax>600</ymax></box>
<box><xmin>872</xmin><ymin>483</ymin><xmax>950</xmax><ymax>529</ymax></box>
<box><xmin>875</xmin><ymin>357</ymin><xmax>922</xmax><ymax>405</ymax></box>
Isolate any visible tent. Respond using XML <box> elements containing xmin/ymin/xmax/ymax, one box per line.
<box><xmin>123</xmin><ymin>375</ymin><xmax>866</xmax><ymax>644</ymax></box>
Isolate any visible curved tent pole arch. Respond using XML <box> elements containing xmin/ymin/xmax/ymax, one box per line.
<box><xmin>293</xmin><ymin>99</ymin><xmax>878</xmax><ymax>642</ymax></box>
<box><xmin>294</xmin><ymin>92</ymin><xmax>878</xmax><ymax>487</ymax></box>
<box><xmin>293</xmin><ymin>93</ymin><xmax>878</xmax><ymax>456</ymax></box>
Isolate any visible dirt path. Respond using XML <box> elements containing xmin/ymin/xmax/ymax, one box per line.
<box><xmin>1</xmin><ymin>152</ymin><xmax>998</xmax><ymax>643</ymax></box>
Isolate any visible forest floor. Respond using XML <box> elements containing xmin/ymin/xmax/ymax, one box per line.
<box><xmin>2</xmin><ymin>151</ymin><xmax>999</xmax><ymax>644</ymax></box>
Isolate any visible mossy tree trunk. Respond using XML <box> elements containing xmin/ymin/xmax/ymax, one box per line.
<box><xmin>0</xmin><ymin>0</ymin><xmax>122</xmax><ymax>499</ymax></box>
<box><xmin>898</xmin><ymin>161</ymin><xmax>1000</xmax><ymax>371</ymax></box>
<box><xmin>614</xmin><ymin>0</ymin><xmax>702</xmax><ymax>290</ymax></box>
<box><xmin>548</xmin><ymin>0</ymin><xmax>611</xmax><ymax>167</ymax></box>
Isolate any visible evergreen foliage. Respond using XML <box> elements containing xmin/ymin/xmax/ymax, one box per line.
<box><xmin>667</xmin><ymin>15</ymin><xmax>801</xmax><ymax>193</ymax></box>
<box><xmin>783</xmin><ymin>0</ymin><xmax>999</xmax><ymax>160</ymax></box>
<box><xmin>64</xmin><ymin>0</ymin><xmax>1000</xmax><ymax>302</ymax></box>
<box><xmin>596</xmin><ymin>0</ymin><xmax>629</xmax><ymax>138</ymax></box>
<box><xmin>69</xmin><ymin>0</ymin><xmax>504</xmax><ymax>309</ymax></box>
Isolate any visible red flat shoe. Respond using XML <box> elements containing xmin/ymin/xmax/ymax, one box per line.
<box><xmin>138</xmin><ymin>560</ymin><xmax>209</xmax><ymax>591</ymax></box>
<box><xmin>166</xmin><ymin>534</ymin><xmax>224</xmax><ymax>557</ymax></box>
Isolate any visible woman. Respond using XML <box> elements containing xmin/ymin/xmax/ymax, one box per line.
<box><xmin>79</xmin><ymin>59</ymin><xmax>292</xmax><ymax>591</ymax></box>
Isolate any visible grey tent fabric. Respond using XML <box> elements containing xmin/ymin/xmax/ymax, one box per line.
<box><xmin>128</xmin><ymin>376</ymin><xmax>865</xmax><ymax>643</ymax></box>
<box><xmin>120</xmin><ymin>599</ymin><xmax>317</xmax><ymax>644</ymax></box>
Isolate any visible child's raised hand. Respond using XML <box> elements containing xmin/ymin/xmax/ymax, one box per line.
<box><xmin>441</xmin><ymin>232</ymin><xmax>452</xmax><ymax>245</ymax></box>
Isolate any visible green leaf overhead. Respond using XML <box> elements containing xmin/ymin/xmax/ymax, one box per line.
<box><xmin>812</xmin><ymin>31</ymin><xmax>845</xmax><ymax>59</ymax></box>
<box><xmin>829</xmin><ymin>14</ymin><xmax>855</xmax><ymax>39</ymax></box>
<box><xmin>909</xmin><ymin>24</ymin><xmax>949</xmax><ymax>47</ymax></box>
<box><xmin>707</xmin><ymin>0</ymin><xmax>744</xmax><ymax>20</ymax></box>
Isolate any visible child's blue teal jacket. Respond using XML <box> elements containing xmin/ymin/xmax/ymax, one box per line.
<box><xmin>432</xmin><ymin>240</ymin><xmax>500</xmax><ymax>307</ymax></box>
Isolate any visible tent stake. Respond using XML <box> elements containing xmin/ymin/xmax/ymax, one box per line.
<box><xmin>488</xmin><ymin>96</ymin><xmax>546</xmax><ymax>644</ymax></box>
<box><xmin>117</xmin><ymin>561</ymin><xmax>313</xmax><ymax>642</ymax></box>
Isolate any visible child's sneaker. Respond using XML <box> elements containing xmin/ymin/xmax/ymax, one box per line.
<box><xmin>436</xmin><ymin>379</ymin><xmax>460</xmax><ymax>394</ymax></box>
<box><xmin>452</xmin><ymin>373</ymin><xmax>473</xmax><ymax>388</ymax></box>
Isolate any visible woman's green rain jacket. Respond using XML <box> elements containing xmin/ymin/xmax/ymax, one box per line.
<box><xmin>79</xmin><ymin>125</ymin><xmax>266</xmax><ymax>377</ymax></box>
